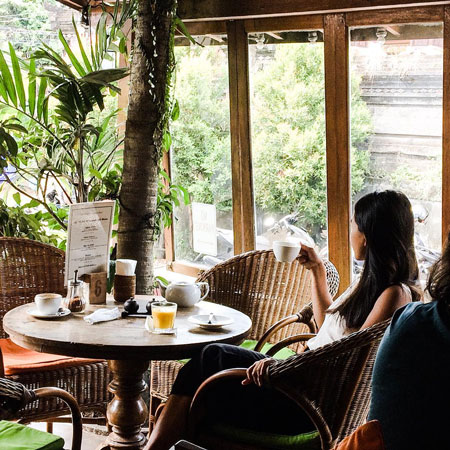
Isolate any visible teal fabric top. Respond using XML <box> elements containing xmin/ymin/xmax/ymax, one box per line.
<box><xmin>369</xmin><ymin>301</ymin><xmax>450</xmax><ymax>450</ymax></box>
<box><xmin>0</xmin><ymin>421</ymin><xmax>65</xmax><ymax>450</ymax></box>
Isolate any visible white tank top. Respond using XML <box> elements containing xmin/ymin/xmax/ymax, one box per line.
<box><xmin>307</xmin><ymin>280</ymin><xmax>412</xmax><ymax>351</ymax></box>
<box><xmin>307</xmin><ymin>283</ymin><xmax>354</xmax><ymax>351</ymax></box>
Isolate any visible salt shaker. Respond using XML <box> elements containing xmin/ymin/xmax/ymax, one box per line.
<box><xmin>65</xmin><ymin>270</ymin><xmax>87</xmax><ymax>313</ymax></box>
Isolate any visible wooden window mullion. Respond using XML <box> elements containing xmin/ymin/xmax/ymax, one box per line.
<box><xmin>324</xmin><ymin>14</ymin><xmax>352</xmax><ymax>293</ymax></box>
<box><xmin>227</xmin><ymin>20</ymin><xmax>255</xmax><ymax>254</ymax></box>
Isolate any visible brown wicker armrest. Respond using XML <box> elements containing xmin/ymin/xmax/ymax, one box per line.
<box><xmin>33</xmin><ymin>387</ymin><xmax>82</xmax><ymax>450</ymax></box>
<box><xmin>265</xmin><ymin>333</ymin><xmax>316</xmax><ymax>357</ymax></box>
<box><xmin>0</xmin><ymin>378</ymin><xmax>82</xmax><ymax>450</ymax></box>
<box><xmin>267</xmin><ymin>320</ymin><xmax>390</xmax><ymax>380</ymax></box>
<box><xmin>264</xmin><ymin>320</ymin><xmax>391</xmax><ymax>449</ymax></box>
<box><xmin>254</xmin><ymin>304</ymin><xmax>316</xmax><ymax>353</ymax></box>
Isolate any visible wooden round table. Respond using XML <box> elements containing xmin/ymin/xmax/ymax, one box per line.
<box><xmin>4</xmin><ymin>297</ymin><xmax>252</xmax><ymax>450</ymax></box>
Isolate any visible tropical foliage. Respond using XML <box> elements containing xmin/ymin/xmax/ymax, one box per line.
<box><xmin>0</xmin><ymin>197</ymin><xmax>59</xmax><ymax>244</ymax></box>
<box><xmin>0</xmin><ymin>1</ymin><xmax>135</xmax><ymax>242</ymax></box>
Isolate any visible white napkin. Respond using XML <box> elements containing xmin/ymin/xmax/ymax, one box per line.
<box><xmin>116</xmin><ymin>259</ymin><xmax>137</xmax><ymax>276</ymax></box>
<box><xmin>84</xmin><ymin>307</ymin><xmax>121</xmax><ymax>324</ymax></box>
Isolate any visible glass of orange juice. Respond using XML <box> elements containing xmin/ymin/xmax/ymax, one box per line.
<box><xmin>151</xmin><ymin>301</ymin><xmax>177</xmax><ymax>334</ymax></box>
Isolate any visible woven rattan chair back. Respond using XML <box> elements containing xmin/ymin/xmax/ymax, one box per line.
<box><xmin>196</xmin><ymin>250</ymin><xmax>339</xmax><ymax>350</ymax></box>
<box><xmin>0</xmin><ymin>238</ymin><xmax>110</xmax><ymax>424</ymax></box>
<box><xmin>0</xmin><ymin>238</ymin><xmax>65</xmax><ymax>339</ymax></box>
<box><xmin>267</xmin><ymin>319</ymin><xmax>390</xmax><ymax>448</ymax></box>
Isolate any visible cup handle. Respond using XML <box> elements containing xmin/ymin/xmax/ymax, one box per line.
<box><xmin>196</xmin><ymin>282</ymin><xmax>210</xmax><ymax>301</ymax></box>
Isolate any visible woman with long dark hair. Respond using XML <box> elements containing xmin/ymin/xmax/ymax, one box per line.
<box><xmin>146</xmin><ymin>190</ymin><xmax>420</xmax><ymax>450</ymax></box>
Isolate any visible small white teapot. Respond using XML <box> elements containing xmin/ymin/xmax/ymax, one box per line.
<box><xmin>160</xmin><ymin>281</ymin><xmax>209</xmax><ymax>307</ymax></box>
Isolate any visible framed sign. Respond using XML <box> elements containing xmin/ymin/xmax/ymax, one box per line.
<box><xmin>192</xmin><ymin>202</ymin><xmax>217</xmax><ymax>256</ymax></box>
<box><xmin>65</xmin><ymin>200</ymin><xmax>115</xmax><ymax>284</ymax></box>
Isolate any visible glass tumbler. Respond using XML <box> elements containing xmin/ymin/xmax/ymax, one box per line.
<box><xmin>151</xmin><ymin>301</ymin><xmax>177</xmax><ymax>334</ymax></box>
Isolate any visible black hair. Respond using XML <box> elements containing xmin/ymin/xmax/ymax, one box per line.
<box><xmin>331</xmin><ymin>190</ymin><xmax>420</xmax><ymax>330</ymax></box>
<box><xmin>426</xmin><ymin>232</ymin><xmax>450</xmax><ymax>311</ymax></box>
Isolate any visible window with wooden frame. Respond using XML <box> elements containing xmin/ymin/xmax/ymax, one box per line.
<box><xmin>160</xmin><ymin>4</ymin><xmax>450</xmax><ymax>295</ymax></box>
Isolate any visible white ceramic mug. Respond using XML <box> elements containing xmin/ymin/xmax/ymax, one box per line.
<box><xmin>34</xmin><ymin>293</ymin><xmax>63</xmax><ymax>315</ymax></box>
<box><xmin>273</xmin><ymin>241</ymin><xmax>301</xmax><ymax>263</ymax></box>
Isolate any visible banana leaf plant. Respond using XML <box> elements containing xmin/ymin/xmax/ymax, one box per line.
<box><xmin>0</xmin><ymin>0</ymin><xmax>135</xmax><ymax>230</ymax></box>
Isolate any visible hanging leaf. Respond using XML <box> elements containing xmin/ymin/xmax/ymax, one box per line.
<box><xmin>43</xmin><ymin>96</ymin><xmax>49</xmax><ymax>125</ymax></box>
<box><xmin>171</xmin><ymin>99</ymin><xmax>180</xmax><ymax>121</ymax></box>
<box><xmin>12</xmin><ymin>192</ymin><xmax>21</xmax><ymax>205</ymax></box>
<box><xmin>159</xmin><ymin>169</ymin><xmax>170</xmax><ymax>182</ymax></box>
<box><xmin>72</xmin><ymin>17</ymin><xmax>93</xmax><ymax>73</ymax></box>
<box><xmin>174</xmin><ymin>17</ymin><xmax>200</xmax><ymax>46</ymax></box>
<box><xmin>4</xmin><ymin>123</ymin><xmax>28</xmax><ymax>133</ymax></box>
<box><xmin>28</xmin><ymin>59</ymin><xmax>36</xmax><ymax>116</ymax></box>
<box><xmin>59</xmin><ymin>30</ymin><xmax>86</xmax><ymax>77</ymax></box>
<box><xmin>0</xmin><ymin>127</ymin><xmax>18</xmax><ymax>156</ymax></box>
<box><xmin>162</xmin><ymin>132</ymin><xmax>172</xmax><ymax>151</ymax></box>
<box><xmin>0</xmin><ymin>79</ymin><xmax>8</xmax><ymax>102</ymax></box>
<box><xmin>89</xmin><ymin>168</ymin><xmax>102</xmax><ymax>179</ymax></box>
<box><xmin>96</xmin><ymin>14</ymin><xmax>108</xmax><ymax>62</ymax></box>
<box><xmin>37</xmin><ymin>77</ymin><xmax>47</xmax><ymax>121</ymax></box>
<box><xmin>119</xmin><ymin>37</ymin><xmax>127</xmax><ymax>55</ymax></box>
<box><xmin>9</xmin><ymin>43</ymin><xmax>26</xmax><ymax>111</ymax></box>
<box><xmin>0</xmin><ymin>50</ymin><xmax>17</xmax><ymax>106</ymax></box>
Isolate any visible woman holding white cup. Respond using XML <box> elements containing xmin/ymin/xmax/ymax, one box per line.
<box><xmin>146</xmin><ymin>191</ymin><xmax>420</xmax><ymax>450</ymax></box>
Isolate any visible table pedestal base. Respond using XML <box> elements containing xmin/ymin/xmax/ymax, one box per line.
<box><xmin>105</xmin><ymin>360</ymin><xmax>149</xmax><ymax>450</ymax></box>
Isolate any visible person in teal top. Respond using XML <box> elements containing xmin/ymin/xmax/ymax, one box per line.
<box><xmin>369</xmin><ymin>233</ymin><xmax>450</xmax><ymax>450</ymax></box>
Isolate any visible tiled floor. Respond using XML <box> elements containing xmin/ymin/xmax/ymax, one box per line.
<box><xmin>30</xmin><ymin>422</ymin><xmax>107</xmax><ymax>450</ymax></box>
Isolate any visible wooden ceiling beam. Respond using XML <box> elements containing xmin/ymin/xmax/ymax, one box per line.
<box><xmin>177</xmin><ymin>0</ymin><xmax>450</xmax><ymax>21</ymax></box>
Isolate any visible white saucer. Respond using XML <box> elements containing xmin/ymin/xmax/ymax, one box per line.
<box><xmin>27</xmin><ymin>307</ymin><xmax>71</xmax><ymax>319</ymax></box>
<box><xmin>188</xmin><ymin>314</ymin><xmax>233</xmax><ymax>330</ymax></box>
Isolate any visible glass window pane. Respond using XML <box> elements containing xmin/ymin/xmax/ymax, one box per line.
<box><xmin>171</xmin><ymin>40</ymin><xmax>233</xmax><ymax>268</ymax></box>
<box><xmin>350</xmin><ymin>24</ymin><xmax>443</xmax><ymax>280</ymax></box>
<box><xmin>249</xmin><ymin>31</ymin><xmax>328</xmax><ymax>255</ymax></box>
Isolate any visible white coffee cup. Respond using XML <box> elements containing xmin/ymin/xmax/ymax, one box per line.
<box><xmin>34</xmin><ymin>293</ymin><xmax>63</xmax><ymax>315</ymax></box>
<box><xmin>273</xmin><ymin>241</ymin><xmax>301</xmax><ymax>263</ymax></box>
<box><xmin>116</xmin><ymin>259</ymin><xmax>137</xmax><ymax>276</ymax></box>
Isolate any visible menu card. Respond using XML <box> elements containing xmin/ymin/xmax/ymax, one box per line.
<box><xmin>65</xmin><ymin>200</ymin><xmax>115</xmax><ymax>284</ymax></box>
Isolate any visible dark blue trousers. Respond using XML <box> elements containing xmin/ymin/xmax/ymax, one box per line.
<box><xmin>172</xmin><ymin>343</ymin><xmax>313</xmax><ymax>435</ymax></box>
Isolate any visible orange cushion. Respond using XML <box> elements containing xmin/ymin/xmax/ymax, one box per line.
<box><xmin>333</xmin><ymin>421</ymin><xmax>385</xmax><ymax>450</ymax></box>
<box><xmin>0</xmin><ymin>338</ymin><xmax>103</xmax><ymax>375</ymax></box>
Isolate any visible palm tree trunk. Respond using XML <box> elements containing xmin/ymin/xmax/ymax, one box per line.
<box><xmin>118</xmin><ymin>0</ymin><xmax>177</xmax><ymax>293</ymax></box>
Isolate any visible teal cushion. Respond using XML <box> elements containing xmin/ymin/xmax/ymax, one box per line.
<box><xmin>0</xmin><ymin>421</ymin><xmax>64</xmax><ymax>450</ymax></box>
<box><xmin>178</xmin><ymin>339</ymin><xmax>296</xmax><ymax>364</ymax></box>
<box><xmin>209</xmin><ymin>423</ymin><xmax>321</xmax><ymax>450</ymax></box>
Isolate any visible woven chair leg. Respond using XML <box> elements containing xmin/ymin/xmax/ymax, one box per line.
<box><xmin>46</xmin><ymin>422</ymin><xmax>53</xmax><ymax>433</ymax></box>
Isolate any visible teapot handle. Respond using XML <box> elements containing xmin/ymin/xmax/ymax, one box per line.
<box><xmin>196</xmin><ymin>282</ymin><xmax>210</xmax><ymax>301</ymax></box>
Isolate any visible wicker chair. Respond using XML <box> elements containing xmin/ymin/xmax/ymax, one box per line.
<box><xmin>188</xmin><ymin>319</ymin><xmax>390</xmax><ymax>450</ymax></box>
<box><xmin>149</xmin><ymin>250</ymin><xmax>340</xmax><ymax>426</ymax></box>
<box><xmin>0</xmin><ymin>377</ymin><xmax>82</xmax><ymax>450</ymax></box>
<box><xmin>0</xmin><ymin>237</ymin><xmax>110</xmax><ymax>424</ymax></box>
